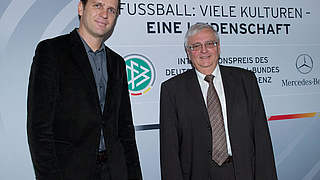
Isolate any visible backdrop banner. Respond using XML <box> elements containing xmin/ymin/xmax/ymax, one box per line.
<box><xmin>0</xmin><ymin>0</ymin><xmax>319</xmax><ymax>179</ymax></box>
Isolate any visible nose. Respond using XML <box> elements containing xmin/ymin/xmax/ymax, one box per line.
<box><xmin>100</xmin><ymin>9</ymin><xmax>108</xmax><ymax>18</ymax></box>
<box><xmin>200</xmin><ymin>44</ymin><xmax>208</xmax><ymax>53</ymax></box>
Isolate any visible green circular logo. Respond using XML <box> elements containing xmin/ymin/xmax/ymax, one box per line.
<box><xmin>124</xmin><ymin>54</ymin><xmax>155</xmax><ymax>96</ymax></box>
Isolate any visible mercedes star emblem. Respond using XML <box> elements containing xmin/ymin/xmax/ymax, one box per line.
<box><xmin>296</xmin><ymin>54</ymin><xmax>313</xmax><ymax>74</ymax></box>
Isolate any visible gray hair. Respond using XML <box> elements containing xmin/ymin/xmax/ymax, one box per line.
<box><xmin>184</xmin><ymin>23</ymin><xmax>220</xmax><ymax>49</ymax></box>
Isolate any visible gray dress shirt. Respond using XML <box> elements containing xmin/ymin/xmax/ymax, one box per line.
<box><xmin>79</xmin><ymin>33</ymin><xmax>108</xmax><ymax>151</ymax></box>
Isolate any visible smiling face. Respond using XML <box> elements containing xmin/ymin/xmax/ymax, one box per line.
<box><xmin>186</xmin><ymin>28</ymin><xmax>220</xmax><ymax>75</ymax></box>
<box><xmin>78</xmin><ymin>0</ymin><xmax>118</xmax><ymax>42</ymax></box>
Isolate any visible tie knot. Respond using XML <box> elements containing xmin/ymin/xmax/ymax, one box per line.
<box><xmin>204</xmin><ymin>75</ymin><xmax>214</xmax><ymax>83</ymax></box>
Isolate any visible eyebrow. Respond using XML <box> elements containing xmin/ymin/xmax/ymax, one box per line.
<box><xmin>192</xmin><ymin>40</ymin><xmax>217</xmax><ymax>44</ymax></box>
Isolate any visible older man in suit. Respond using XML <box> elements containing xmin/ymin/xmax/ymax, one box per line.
<box><xmin>27</xmin><ymin>0</ymin><xmax>142</xmax><ymax>180</ymax></box>
<box><xmin>160</xmin><ymin>22</ymin><xmax>277</xmax><ymax>180</ymax></box>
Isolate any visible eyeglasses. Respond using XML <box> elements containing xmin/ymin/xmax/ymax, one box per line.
<box><xmin>187</xmin><ymin>41</ymin><xmax>218</xmax><ymax>51</ymax></box>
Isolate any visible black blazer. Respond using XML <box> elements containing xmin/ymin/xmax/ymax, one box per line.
<box><xmin>27</xmin><ymin>29</ymin><xmax>142</xmax><ymax>180</ymax></box>
<box><xmin>160</xmin><ymin>66</ymin><xmax>277</xmax><ymax>180</ymax></box>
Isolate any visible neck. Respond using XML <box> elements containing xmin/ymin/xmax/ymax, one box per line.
<box><xmin>78</xmin><ymin>29</ymin><xmax>104</xmax><ymax>52</ymax></box>
<box><xmin>198</xmin><ymin>65</ymin><xmax>217</xmax><ymax>75</ymax></box>
<box><xmin>202</xmin><ymin>69</ymin><xmax>214</xmax><ymax>75</ymax></box>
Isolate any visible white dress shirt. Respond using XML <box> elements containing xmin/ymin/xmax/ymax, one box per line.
<box><xmin>195</xmin><ymin>65</ymin><xmax>232</xmax><ymax>155</ymax></box>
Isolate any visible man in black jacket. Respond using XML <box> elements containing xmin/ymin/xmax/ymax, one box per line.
<box><xmin>27</xmin><ymin>0</ymin><xmax>142</xmax><ymax>179</ymax></box>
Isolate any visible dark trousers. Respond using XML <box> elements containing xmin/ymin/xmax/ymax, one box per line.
<box><xmin>210</xmin><ymin>157</ymin><xmax>236</xmax><ymax>180</ymax></box>
<box><xmin>94</xmin><ymin>151</ymin><xmax>110</xmax><ymax>180</ymax></box>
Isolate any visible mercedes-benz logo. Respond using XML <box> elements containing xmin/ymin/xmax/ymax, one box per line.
<box><xmin>296</xmin><ymin>54</ymin><xmax>313</xmax><ymax>74</ymax></box>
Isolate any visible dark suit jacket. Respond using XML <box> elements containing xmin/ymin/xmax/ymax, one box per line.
<box><xmin>27</xmin><ymin>29</ymin><xmax>142</xmax><ymax>180</ymax></box>
<box><xmin>160</xmin><ymin>66</ymin><xmax>277</xmax><ymax>180</ymax></box>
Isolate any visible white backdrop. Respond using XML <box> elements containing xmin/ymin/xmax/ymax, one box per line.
<box><xmin>0</xmin><ymin>0</ymin><xmax>320</xmax><ymax>179</ymax></box>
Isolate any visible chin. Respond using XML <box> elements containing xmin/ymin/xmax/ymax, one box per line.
<box><xmin>93</xmin><ymin>31</ymin><xmax>108</xmax><ymax>38</ymax></box>
<box><xmin>200</xmin><ymin>63</ymin><xmax>213</xmax><ymax>67</ymax></box>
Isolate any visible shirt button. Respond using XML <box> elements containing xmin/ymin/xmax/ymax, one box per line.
<box><xmin>98</xmin><ymin>68</ymin><xmax>101</xmax><ymax>71</ymax></box>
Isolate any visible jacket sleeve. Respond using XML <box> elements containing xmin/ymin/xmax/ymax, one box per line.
<box><xmin>249</xmin><ymin>72</ymin><xmax>278</xmax><ymax>180</ymax></box>
<box><xmin>160</xmin><ymin>82</ymin><xmax>184</xmax><ymax>180</ymax></box>
<box><xmin>118</xmin><ymin>60</ymin><xmax>143</xmax><ymax>180</ymax></box>
<box><xmin>27</xmin><ymin>41</ymin><xmax>63</xmax><ymax>180</ymax></box>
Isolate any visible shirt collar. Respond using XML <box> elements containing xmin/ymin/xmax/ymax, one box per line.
<box><xmin>77</xmin><ymin>29</ymin><xmax>105</xmax><ymax>54</ymax></box>
<box><xmin>195</xmin><ymin>65</ymin><xmax>221</xmax><ymax>81</ymax></box>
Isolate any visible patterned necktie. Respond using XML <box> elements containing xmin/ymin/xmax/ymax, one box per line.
<box><xmin>204</xmin><ymin>75</ymin><xmax>228</xmax><ymax>166</ymax></box>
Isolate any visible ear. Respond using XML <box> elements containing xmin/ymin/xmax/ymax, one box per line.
<box><xmin>78</xmin><ymin>1</ymin><xmax>84</xmax><ymax>17</ymax></box>
<box><xmin>185</xmin><ymin>48</ymin><xmax>193</xmax><ymax>64</ymax></box>
<box><xmin>185</xmin><ymin>48</ymin><xmax>190</xmax><ymax>58</ymax></box>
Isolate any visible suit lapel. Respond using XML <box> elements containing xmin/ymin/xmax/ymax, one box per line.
<box><xmin>220</xmin><ymin>66</ymin><xmax>234</xmax><ymax>119</ymax></box>
<box><xmin>69</xmin><ymin>29</ymin><xmax>100</xmax><ymax>109</ymax></box>
<box><xmin>220</xmin><ymin>66</ymin><xmax>236</xmax><ymax>142</ymax></box>
<box><xmin>185</xmin><ymin>69</ymin><xmax>211</xmax><ymax>126</ymax></box>
<box><xmin>103</xmin><ymin>46</ymin><xmax>116</xmax><ymax>114</ymax></box>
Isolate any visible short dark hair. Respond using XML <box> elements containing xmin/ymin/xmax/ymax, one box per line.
<box><xmin>78</xmin><ymin>0</ymin><xmax>121</xmax><ymax>19</ymax></box>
